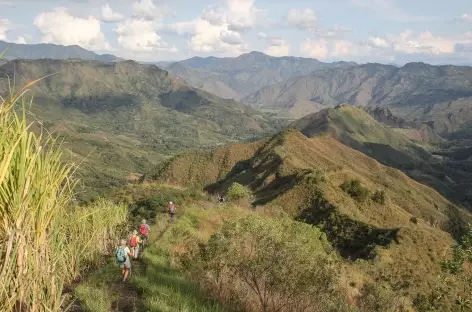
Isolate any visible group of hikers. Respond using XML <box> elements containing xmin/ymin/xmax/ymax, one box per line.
<box><xmin>115</xmin><ymin>201</ymin><xmax>177</xmax><ymax>282</ymax></box>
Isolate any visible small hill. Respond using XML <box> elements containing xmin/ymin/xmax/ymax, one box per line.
<box><xmin>290</xmin><ymin>105</ymin><xmax>472</xmax><ymax>207</ymax></box>
<box><xmin>149</xmin><ymin>129</ymin><xmax>470</xmax><ymax>303</ymax></box>
<box><xmin>162</xmin><ymin>51</ymin><xmax>356</xmax><ymax>100</ymax></box>
<box><xmin>0</xmin><ymin>59</ymin><xmax>281</xmax><ymax>200</ymax></box>
<box><xmin>0</xmin><ymin>40</ymin><xmax>123</xmax><ymax>62</ymax></box>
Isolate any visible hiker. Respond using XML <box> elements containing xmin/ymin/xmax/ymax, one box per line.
<box><xmin>139</xmin><ymin>219</ymin><xmax>150</xmax><ymax>246</ymax></box>
<box><xmin>129</xmin><ymin>230</ymin><xmax>141</xmax><ymax>259</ymax></box>
<box><xmin>168</xmin><ymin>201</ymin><xmax>177</xmax><ymax>222</ymax></box>
<box><xmin>116</xmin><ymin>239</ymin><xmax>132</xmax><ymax>282</ymax></box>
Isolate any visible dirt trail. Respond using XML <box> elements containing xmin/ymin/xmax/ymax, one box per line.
<box><xmin>66</xmin><ymin>219</ymin><xmax>173</xmax><ymax>312</ymax></box>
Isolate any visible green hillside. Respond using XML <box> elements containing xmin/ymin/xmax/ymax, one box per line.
<box><xmin>0</xmin><ymin>59</ymin><xmax>282</xmax><ymax>200</ymax></box>
<box><xmin>144</xmin><ymin>129</ymin><xmax>471</xmax><ymax>310</ymax></box>
<box><xmin>290</xmin><ymin>105</ymin><xmax>472</xmax><ymax>207</ymax></box>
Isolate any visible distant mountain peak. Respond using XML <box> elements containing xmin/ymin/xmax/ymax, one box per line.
<box><xmin>0</xmin><ymin>40</ymin><xmax>123</xmax><ymax>62</ymax></box>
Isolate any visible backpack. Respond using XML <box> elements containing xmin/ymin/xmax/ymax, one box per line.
<box><xmin>130</xmin><ymin>235</ymin><xmax>138</xmax><ymax>247</ymax></box>
<box><xmin>169</xmin><ymin>204</ymin><xmax>176</xmax><ymax>214</ymax></box>
<box><xmin>139</xmin><ymin>223</ymin><xmax>148</xmax><ymax>235</ymax></box>
<box><xmin>116</xmin><ymin>247</ymin><xmax>126</xmax><ymax>263</ymax></box>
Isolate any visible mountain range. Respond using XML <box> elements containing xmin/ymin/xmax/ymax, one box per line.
<box><xmin>0</xmin><ymin>40</ymin><xmax>123</xmax><ymax>62</ymax></box>
<box><xmin>1</xmin><ymin>41</ymin><xmax>471</xmax><ymax>208</ymax></box>
<box><xmin>0</xmin><ymin>58</ymin><xmax>281</xmax><ymax>200</ymax></box>
<box><xmin>241</xmin><ymin>62</ymin><xmax>472</xmax><ymax>134</ymax></box>
<box><xmin>159</xmin><ymin>51</ymin><xmax>356</xmax><ymax>100</ymax></box>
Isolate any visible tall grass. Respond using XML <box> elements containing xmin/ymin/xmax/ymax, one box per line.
<box><xmin>0</xmin><ymin>69</ymin><xmax>127</xmax><ymax>311</ymax></box>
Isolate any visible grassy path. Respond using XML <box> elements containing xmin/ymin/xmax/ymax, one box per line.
<box><xmin>72</xmin><ymin>212</ymin><xmax>226</xmax><ymax>312</ymax></box>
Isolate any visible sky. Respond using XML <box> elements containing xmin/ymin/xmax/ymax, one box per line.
<box><xmin>0</xmin><ymin>0</ymin><xmax>471</xmax><ymax>64</ymax></box>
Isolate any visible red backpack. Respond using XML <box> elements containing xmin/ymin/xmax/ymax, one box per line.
<box><xmin>139</xmin><ymin>223</ymin><xmax>148</xmax><ymax>235</ymax></box>
<box><xmin>130</xmin><ymin>235</ymin><xmax>138</xmax><ymax>247</ymax></box>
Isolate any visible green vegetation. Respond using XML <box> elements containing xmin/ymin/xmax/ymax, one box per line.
<box><xmin>0</xmin><ymin>74</ymin><xmax>127</xmax><ymax>311</ymax></box>
<box><xmin>371</xmin><ymin>189</ymin><xmax>387</xmax><ymax>204</ymax></box>
<box><xmin>441</xmin><ymin>225</ymin><xmax>472</xmax><ymax>274</ymax></box>
<box><xmin>182</xmin><ymin>214</ymin><xmax>349</xmax><ymax>312</ymax></box>
<box><xmin>74</xmin><ymin>197</ymin><xmax>236</xmax><ymax>312</ymax></box>
<box><xmin>340</xmin><ymin>179</ymin><xmax>370</xmax><ymax>202</ymax></box>
<box><xmin>290</xmin><ymin>105</ymin><xmax>472</xmax><ymax>209</ymax></box>
<box><xmin>0</xmin><ymin>59</ymin><xmax>283</xmax><ymax>201</ymax></box>
<box><xmin>226</xmin><ymin>182</ymin><xmax>252</xmax><ymax>200</ymax></box>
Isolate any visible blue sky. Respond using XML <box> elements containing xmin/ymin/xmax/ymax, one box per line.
<box><xmin>1</xmin><ymin>0</ymin><xmax>471</xmax><ymax>64</ymax></box>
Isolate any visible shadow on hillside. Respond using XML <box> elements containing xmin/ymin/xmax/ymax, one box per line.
<box><xmin>159</xmin><ymin>89</ymin><xmax>210</xmax><ymax>114</ymax></box>
<box><xmin>296</xmin><ymin>192</ymin><xmax>400</xmax><ymax>261</ymax></box>
<box><xmin>204</xmin><ymin>145</ymin><xmax>311</xmax><ymax>206</ymax></box>
<box><xmin>338</xmin><ymin>133</ymin><xmax>472</xmax><ymax>209</ymax></box>
<box><xmin>61</xmin><ymin>93</ymin><xmax>140</xmax><ymax>113</ymax></box>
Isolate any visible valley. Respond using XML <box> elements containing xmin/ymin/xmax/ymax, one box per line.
<box><xmin>0</xmin><ymin>59</ymin><xmax>283</xmax><ymax>200</ymax></box>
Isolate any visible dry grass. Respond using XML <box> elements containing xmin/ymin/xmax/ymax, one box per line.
<box><xmin>0</xmin><ymin>70</ymin><xmax>127</xmax><ymax>311</ymax></box>
<box><xmin>150</xmin><ymin>129</ymin><xmax>471</xmax><ymax>309</ymax></box>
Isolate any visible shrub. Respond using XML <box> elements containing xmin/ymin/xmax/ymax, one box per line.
<box><xmin>182</xmin><ymin>215</ymin><xmax>349</xmax><ymax>312</ymax></box>
<box><xmin>340</xmin><ymin>179</ymin><xmax>370</xmax><ymax>202</ymax></box>
<box><xmin>226</xmin><ymin>182</ymin><xmax>251</xmax><ymax>201</ymax></box>
<box><xmin>371</xmin><ymin>190</ymin><xmax>386</xmax><ymax>204</ymax></box>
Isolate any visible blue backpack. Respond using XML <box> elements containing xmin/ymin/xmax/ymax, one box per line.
<box><xmin>116</xmin><ymin>247</ymin><xmax>126</xmax><ymax>263</ymax></box>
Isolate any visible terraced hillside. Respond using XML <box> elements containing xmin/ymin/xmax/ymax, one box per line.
<box><xmin>0</xmin><ymin>59</ymin><xmax>282</xmax><ymax>200</ymax></box>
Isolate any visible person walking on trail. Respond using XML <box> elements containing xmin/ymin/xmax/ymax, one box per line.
<box><xmin>168</xmin><ymin>201</ymin><xmax>177</xmax><ymax>222</ymax></box>
<box><xmin>116</xmin><ymin>239</ymin><xmax>132</xmax><ymax>282</ymax></box>
<box><xmin>129</xmin><ymin>230</ymin><xmax>141</xmax><ymax>260</ymax></box>
<box><xmin>139</xmin><ymin>219</ymin><xmax>150</xmax><ymax>247</ymax></box>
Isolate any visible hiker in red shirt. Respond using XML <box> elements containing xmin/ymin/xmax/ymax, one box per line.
<box><xmin>129</xmin><ymin>230</ymin><xmax>141</xmax><ymax>259</ymax></box>
<box><xmin>139</xmin><ymin>219</ymin><xmax>150</xmax><ymax>247</ymax></box>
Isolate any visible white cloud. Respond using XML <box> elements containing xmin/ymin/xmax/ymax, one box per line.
<box><xmin>101</xmin><ymin>3</ymin><xmax>124</xmax><ymax>23</ymax></box>
<box><xmin>169</xmin><ymin>0</ymin><xmax>264</xmax><ymax>55</ymax></box>
<box><xmin>14</xmin><ymin>36</ymin><xmax>26</xmax><ymax>44</ymax></box>
<box><xmin>317</xmin><ymin>25</ymin><xmax>352</xmax><ymax>38</ymax></box>
<box><xmin>266</xmin><ymin>41</ymin><xmax>289</xmax><ymax>57</ymax></box>
<box><xmin>132</xmin><ymin>0</ymin><xmax>174</xmax><ymax>22</ymax></box>
<box><xmin>387</xmin><ymin>30</ymin><xmax>455</xmax><ymax>54</ymax></box>
<box><xmin>201</xmin><ymin>6</ymin><xmax>225</xmax><ymax>26</ymax></box>
<box><xmin>0</xmin><ymin>18</ymin><xmax>12</xmax><ymax>41</ymax></box>
<box><xmin>226</xmin><ymin>0</ymin><xmax>267</xmax><ymax>32</ymax></box>
<box><xmin>115</xmin><ymin>18</ymin><xmax>174</xmax><ymax>53</ymax></box>
<box><xmin>219</xmin><ymin>30</ymin><xmax>244</xmax><ymax>45</ymax></box>
<box><xmin>300</xmin><ymin>30</ymin><xmax>472</xmax><ymax>63</ymax></box>
<box><xmin>285</xmin><ymin>9</ymin><xmax>350</xmax><ymax>39</ymax></box>
<box><xmin>368</xmin><ymin>36</ymin><xmax>391</xmax><ymax>49</ymax></box>
<box><xmin>33</xmin><ymin>7</ymin><xmax>111</xmax><ymax>51</ymax></box>
<box><xmin>459</xmin><ymin>13</ymin><xmax>472</xmax><ymax>22</ymax></box>
<box><xmin>350</xmin><ymin>0</ymin><xmax>433</xmax><ymax>22</ymax></box>
<box><xmin>257</xmin><ymin>32</ymin><xmax>289</xmax><ymax>56</ymax></box>
<box><xmin>300</xmin><ymin>39</ymin><xmax>329</xmax><ymax>60</ymax></box>
<box><xmin>286</xmin><ymin>8</ymin><xmax>317</xmax><ymax>30</ymax></box>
